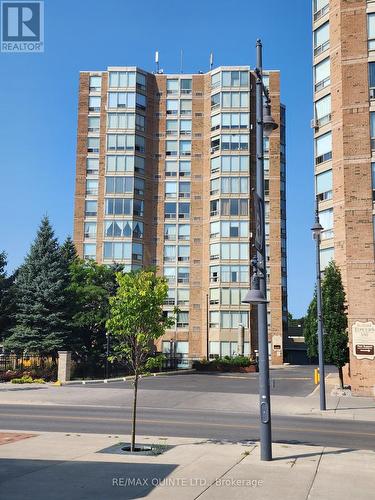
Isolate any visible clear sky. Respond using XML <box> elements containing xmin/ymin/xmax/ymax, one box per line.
<box><xmin>0</xmin><ymin>0</ymin><xmax>314</xmax><ymax>318</ymax></box>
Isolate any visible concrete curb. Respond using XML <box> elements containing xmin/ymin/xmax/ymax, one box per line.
<box><xmin>60</xmin><ymin>369</ymin><xmax>196</xmax><ymax>386</ymax></box>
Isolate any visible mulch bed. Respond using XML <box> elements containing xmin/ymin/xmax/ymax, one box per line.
<box><xmin>0</xmin><ymin>432</ymin><xmax>37</xmax><ymax>446</ymax></box>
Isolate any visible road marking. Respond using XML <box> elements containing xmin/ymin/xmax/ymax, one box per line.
<box><xmin>0</xmin><ymin>412</ymin><xmax>375</xmax><ymax>438</ymax></box>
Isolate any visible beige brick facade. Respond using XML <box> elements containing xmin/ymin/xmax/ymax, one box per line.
<box><xmin>73</xmin><ymin>66</ymin><xmax>287</xmax><ymax>364</ymax></box>
<box><xmin>313</xmin><ymin>0</ymin><xmax>375</xmax><ymax>395</ymax></box>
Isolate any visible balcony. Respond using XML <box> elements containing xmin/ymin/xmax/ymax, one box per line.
<box><xmin>314</xmin><ymin>4</ymin><xmax>329</xmax><ymax>22</ymax></box>
<box><xmin>314</xmin><ymin>40</ymin><xmax>330</xmax><ymax>57</ymax></box>
<box><xmin>315</xmin><ymin>76</ymin><xmax>330</xmax><ymax>93</ymax></box>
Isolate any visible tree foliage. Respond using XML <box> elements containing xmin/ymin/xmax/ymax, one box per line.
<box><xmin>68</xmin><ymin>259</ymin><xmax>121</xmax><ymax>358</ymax></box>
<box><xmin>0</xmin><ymin>252</ymin><xmax>17</xmax><ymax>342</ymax></box>
<box><xmin>5</xmin><ymin>217</ymin><xmax>71</xmax><ymax>356</ymax></box>
<box><xmin>303</xmin><ymin>261</ymin><xmax>349</xmax><ymax>385</ymax></box>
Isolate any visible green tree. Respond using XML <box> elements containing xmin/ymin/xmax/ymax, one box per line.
<box><xmin>304</xmin><ymin>261</ymin><xmax>348</xmax><ymax>387</ymax></box>
<box><xmin>322</xmin><ymin>261</ymin><xmax>348</xmax><ymax>388</ymax></box>
<box><xmin>0</xmin><ymin>252</ymin><xmax>17</xmax><ymax>343</ymax></box>
<box><xmin>61</xmin><ymin>236</ymin><xmax>78</xmax><ymax>270</ymax></box>
<box><xmin>68</xmin><ymin>259</ymin><xmax>121</xmax><ymax>361</ymax></box>
<box><xmin>5</xmin><ymin>217</ymin><xmax>71</xmax><ymax>357</ymax></box>
<box><xmin>106</xmin><ymin>269</ymin><xmax>174</xmax><ymax>452</ymax></box>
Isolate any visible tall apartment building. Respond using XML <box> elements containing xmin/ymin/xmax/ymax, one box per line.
<box><xmin>313</xmin><ymin>0</ymin><xmax>375</xmax><ymax>395</ymax></box>
<box><xmin>73</xmin><ymin>65</ymin><xmax>288</xmax><ymax>366</ymax></box>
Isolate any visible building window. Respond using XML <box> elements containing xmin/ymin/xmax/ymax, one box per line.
<box><xmin>165</xmin><ymin>181</ymin><xmax>177</xmax><ymax>199</ymax></box>
<box><xmin>167</xmin><ymin>79</ymin><xmax>179</xmax><ymax>95</ymax></box>
<box><xmin>89</xmin><ymin>75</ymin><xmax>101</xmax><ymax>92</ymax></box>
<box><xmin>210</xmin><ymin>178</ymin><xmax>220</xmax><ymax>195</ymax></box>
<box><xmin>210</xmin><ymin>221</ymin><xmax>220</xmax><ymax>238</ymax></box>
<box><xmin>106</xmin><ymin>155</ymin><xmax>134</xmax><ymax>172</ymax></box>
<box><xmin>220</xmin><ymin>311</ymin><xmax>248</xmax><ymax>329</ymax></box>
<box><xmin>166</xmin><ymin>120</ymin><xmax>178</xmax><ymax>136</ymax></box>
<box><xmin>83</xmin><ymin>243</ymin><xmax>96</xmax><ymax>259</ymax></box>
<box><xmin>211</xmin><ymin>136</ymin><xmax>220</xmax><ymax>153</ymax></box>
<box><xmin>107</xmin><ymin>113</ymin><xmax>135</xmax><ymax>130</ymax></box>
<box><xmin>180</xmin><ymin>140</ymin><xmax>191</xmax><ymax>156</ymax></box>
<box><xmin>220</xmin><ymin>199</ymin><xmax>248</xmax><ymax>216</ymax></box>
<box><xmin>315</xmin><ymin>94</ymin><xmax>331</xmax><ymax>127</ymax></box>
<box><xmin>105</xmin><ymin>198</ymin><xmax>132</xmax><ymax>216</ymax></box>
<box><xmin>222</xmin><ymin>71</ymin><xmax>249</xmax><ymax>87</ymax></box>
<box><xmin>222</xmin><ymin>92</ymin><xmax>249</xmax><ymax>108</ymax></box>
<box><xmin>164</xmin><ymin>245</ymin><xmax>176</xmax><ymax>262</ymax></box>
<box><xmin>316</xmin><ymin>169</ymin><xmax>333</xmax><ymax>201</ymax></box>
<box><xmin>221</xmin><ymin>177</ymin><xmax>248</xmax><ymax>194</ymax></box>
<box><xmin>86</xmin><ymin>158</ymin><xmax>99</xmax><ymax>175</ymax></box>
<box><xmin>108</xmin><ymin>92</ymin><xmax>135</xmax><ymax>109</ymax></box>
<box><xmin>180</xmin><ymin>119</ymin><xmax>192</xmax><ymax>135</ymax></box>
<box><xmin>85</xmin><ymin>200</ymin><xmax>97</xmax><ymax>217</ymax></box>
<box><xmin>164</xmin><ymin>267</ymin><xmax>176</xmax><ymax>284</ymax></box>
<box><xmin>371</xmin><ymin>112</ymin><xmax>375</xmax><ymax>151</ymax></box>
<box><xmin>165</xmin><ymin>202</ymin><xmax>177</xmax><ymax>219</ymax></box>
<box><xmin>221</xmin><ymin>288</ymin><xmax>247</xmax><ymax>306</ymax></box>
<box><xmin>320</xmin><ymin>247</ymin><xmax>334</xmax><ymax>270</ymax></box>
<box><xmin>221</xmin><ymin>134</ymin><xmax>249</xmax><ymax>151</ymax></box>
<box><xmin>89</xmin><ymin>96</ymin><xmax>101</xmax><ymax>112</ymax></box>
<box><xmin>86</xmin><ymin>179</ymin><xmax>98</xmax><ymax>195</ymax></box>
<box><xmin>87</xmin><ymin>137</ymin><xmax>99</xmax><ymax>153</ymax></box>
<box><xmin>220</xmin><ymin>243</ymin><xmax>248</xmax><ymax>260</ymax></box>
<box><xmin>220</xmin><ymin>265</ymin><xmax>249</xmax><ymax>283</ymax></box>
<box><xmin>132</xmin><ymin>243</ymin><xmax>143</xmax><ymax>261</ymax></box>
<box><xmin>369</xmin><ymin>63</ymin><xmax>375</xmax><ymax>99</ymax></box>
<box><xmin>209</xmin><ymin>312</ymin><xmax>220</xmax><ymax>328</ymax></box>
<box><xmin>135</xmin><ymin>135</ymin><xmax>145</xmax><ymax>153</ymax></box>
<box><xmin>211</xmin><ymin>155</ymin><xmax>249</xmax><ymax>173</ymax></box>
<box><xmin>180</xmin><ymin>79</ymin><xmax>192</xmax><ymax>94</ymax></box>
<box><xmin>165</xmin><ymin>161</ymin><xmax>177</xmax><ymax>177</ymax></box>
<box><xmin>166</xmin><ymin>100</ymin><xmax>178</xmax><ymax>115</ymax></box>
<box><xmin>88</xmin><ymin>116</ymin><xmax>100</xmax><ymax>132</ymax></box>
<box><xmin>319</xmin><ymin>208</ymin><xmax>334</xmax><ymax>240</ymax></box>
<box><xmin>314</xmin><ymin>22</ymin><xmax>329</xmax><ymax>56</ymax></box>
<box><xmin>221</xmin><ymin>221</ymin><xmax>248</xmax><ymax>238</ymax></box>
<box><xmin>166</xmin><ymin>140</ymin><xmax>178</xmax><ymax>156</ymax></box>
<box><xmin>136</xmin><ymin>73</ymin><xmax>146</xmax><ymax>91</ymax></box>
<box><xmin>221</xmin><ymin>112</ymin><xmax>249</xmax><ymax>129</ymax></box>
<box><xmin>103</xmin><ymin>242</ymin><xmax>132</xmax><ymax>261</ymax></box>
<box><xmin>211</xmin><ymin>72</ymin><xmax>221</xmax><ymax>89</ymax></box>
<box><xmin>179</xmin><ymin>161</ymin><xmax>191</xmax><ymax>176</ymax></box>
<box><xmin>179</xmin><ymin>182</ymin><xmax>190</xmax><ymax>198</ymax></box>
<box><xmin>105</xmin><ymin>220</ymin><xmax>143</xmax><ymax>239</ymax></box>
<box><xmin>211</xmin><ymin>93</ymin><xmax>220</xmax><ymax>109</ymax></box>
<box><xmin>109</xmin><ymin>71</ymin><xmax>136</xmax><ymax>88</ymax></box>
<box><xmin>180</xmin><ymin>100</ymin><xmax>192</xmax><ymax>115</ymax></box>
<box><xmin>105</xmin><ymin>176</ymin><xmax>135</xmax><ymax>194</ymax></box>
<box><xmin>177</xmin><ymin>311</ymin><xmax>189</xmax><ymax>328</ymax></box>
<box><xmin>178</xmin><ymin>202</ymin><xmax>190</xmax><ymax>219</ymax></box>
<box><xmin>178</xmin><ymin>224</ymin><xmax>190</xmax><ymax>241</ymax></box>
<box><xmin>313</xmin><ymin>0</ymin><xmax>329</xmax><ymax>21</ymax></box>
<box><xmin>315</xmin><ymin>132</ymin><xmax>332</xmax><ymax>164</ymax></box>
<box><xmin>372</xmin><ymin>163</ymin><xmax>375</xmax><ymax>202</ymax></box>
<box><xmin>84</xmin><ymin>222</ymin><xmax>97</xmax><ymax>239</ymax></box>
<box><xmin>178</xmin><ymin>246</ymin><xmax>190</xmax><ymax>262</ymax></box>
<box><xmin>107</xmin><ymin>134</ymin><xmax>134</xmax><ymax>151</ymax></box>
<box><xmin>164</xmin><ymin>224</ymin><xmax>176</xmax><ymax>241</ymax></box>
<box><xmin>136</xmin><ymin>93</ymin><xmax>146</xmax><ymax>110</ymax></box>
<box><xmin>314</xmin><ymin>58</ymin><xmax>330</xmax><ymax>92</ymax></box>
<box><xmin>369</xmin><ymin>14</ymin><xmax>375</xmax><ymax>51</ymax></box>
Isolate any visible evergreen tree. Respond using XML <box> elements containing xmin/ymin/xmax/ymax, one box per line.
<box><xmin>61</xmin><ymin>236</ymin><xmax>78</xmax><ymax>270</ymax></box>
<box><xmin>0</xmin><ymin>252</ymin><xmax>17</xmax><ymax>343</ymax></box>
<box><xmin>322</xmin><ymin>261</ymin><xmax>348</xmax><ymax>388</ymax></box>
<box><xmin>303</xmin><ymin>291</ymin><xmax>318</xmax><ymax>360</ymax></box>
<box><xmin>5</xmin><ymin>217</ymin><xmax>71</xmax><ymax>357</ymax></box>
<box><xmin>304</xmin><ymin>261</ymin><xmax>348</xmax><ymax>387</ymax></box>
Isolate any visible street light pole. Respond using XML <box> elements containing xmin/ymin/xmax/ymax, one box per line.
<box><xmin>255</xmin><ymin>39</ymin><xmax>272</xmax><ymax>461</ymax></box>
<box><xmin>105</xmin><ymin>332</ymin><xmax>110</xmax><ymax>379</ymax></box>
<box><xmin>312</xmin><ymin>197</ymin><xmax>326</xmax><ymax>411</ymax></box>
<box><xmin>243</xmin><ymin>40</ymin><xmax>277</xmax><ymax>461</ymax></box>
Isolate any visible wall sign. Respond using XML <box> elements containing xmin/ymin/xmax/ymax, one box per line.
<box><xmin>352</xmin><ymin>322</ymin><xmax>375</xmax><ymax>360</ymax></box>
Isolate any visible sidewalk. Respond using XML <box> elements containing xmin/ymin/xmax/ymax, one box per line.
<box><xmin>0</xmin><ymin>430</ymin><xmax>374</xmax><ymax>499</ymax></box>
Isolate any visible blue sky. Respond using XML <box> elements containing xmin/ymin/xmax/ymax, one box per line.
<box><xmin>0</xmin><ymin>0</ymin><xmax>314</xmax><ymax>318</ymax></box>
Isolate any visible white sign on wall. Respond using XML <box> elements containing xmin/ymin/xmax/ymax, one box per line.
<box><xmin>352</xmin><ymin>322</ymin><xmax>375</xmax><ymax>360</ymax></box>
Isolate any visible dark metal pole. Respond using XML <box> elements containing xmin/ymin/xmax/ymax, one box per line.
<box><xmin>314</xmin><ymin>197</ymin><xmax>326</xmax><ymax>410</ymax></box>
<box><xmin>206</xmin><ymin>293</ymin><xmax>209</xmax><ymax>360</ymax></box>
<box><xmin>256</xmin><ymin>39</ymin><xmax>272</xmax><ymax>461</ymax></box>
<box><xmin>105</xmin><ymin>333</ymin><xmax>110</xmax><ymax>379</ymax></box>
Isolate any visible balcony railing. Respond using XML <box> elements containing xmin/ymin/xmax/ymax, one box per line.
<box><xmin>314</xmin><ymin>4</ymin><xmax>329</xmax><ymax>22</ymax></box>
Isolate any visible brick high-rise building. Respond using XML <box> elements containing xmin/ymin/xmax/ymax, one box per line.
<box><xmin>313</xmin><ymin>0</ymin><xmax>375</xmax><ymax>395</ymax></box>
<box><xmin>73</xmin><ymin>65</ymin><xmax>288</xmax><ymax>366</ymax></box>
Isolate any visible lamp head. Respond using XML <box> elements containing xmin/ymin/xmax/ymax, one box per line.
<box><xmin>263</xmin><ymin>103</ymin><xmax>278</xmax><ymax>137</ymax></box>
<box><xmin>242</xmin><ymin>289</ymin><xmax>268</xmax><ymax>305</ymax></box>
<box><xmin>311</xmin><ymin>221</ymin><xmax>323</xmax><ymax>239</ymax></box>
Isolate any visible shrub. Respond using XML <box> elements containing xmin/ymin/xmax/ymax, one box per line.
<box><xmin>193</xmin><ymin>356</ymin><xmax>257</xmax><ymax>372</ymax></box>
<box><xmin>11</xmin><ymin>376</ymin><xmax>33</xmax><ymax>384</ymax></box>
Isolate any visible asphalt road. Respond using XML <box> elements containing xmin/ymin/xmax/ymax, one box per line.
<box><xmin>76</xmin><ymin>365</ymin><xmax>336</xmax><ymax>397</ymax></box>
<box><xmin>0</xmin><ymin>403</ymin><xmax>374</xmax><ymax>452</ymax></box>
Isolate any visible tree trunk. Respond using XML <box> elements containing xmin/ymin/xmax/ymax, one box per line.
<box><xmin>131</xmin><ymin>372</ymin><xmax>139</xmax><ymax>452</ymax></box>
<box><xmin>338</xmin><ymin>366</ymin><xmax>344</xmax><ymax>389</ymax></box>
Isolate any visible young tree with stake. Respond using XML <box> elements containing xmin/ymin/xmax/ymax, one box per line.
<box><xmin>106</xmin><ymin>269</ymin><xmax>174</xmax><ymax>452</ymax></box>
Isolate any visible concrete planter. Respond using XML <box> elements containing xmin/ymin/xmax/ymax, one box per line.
<box><xmin>194</xmin><ymin>363</ymin><xmax>258</xmax><ymax>373</ymax></box>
